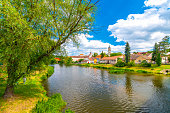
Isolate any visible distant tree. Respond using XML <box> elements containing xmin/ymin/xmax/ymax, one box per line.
<box><xmin>156</xmin><ymin>53</ymin><xmax>162</xmax><ymax>66</ymax></box>
<box><xmin>125</xmin><ymin>42</ymin><xmax>130</xmax><ymax>63</ymax></box>
<box><xmin>92</xmin><ymin>53</ymin><xmax>98</xmax><ymax>57</ymax></box>
<box><xmin>79</xmin><ymin>59</ymin><xmax>84</xmax><ymax>63</ymax></box>
<box><xmin>147</xmin><ymin>51</ymin><xmax>153</xmax><ymax>53</ymax></box>
<box><xmin>158</xmin><ymin>36</ymin><xmax>170</xmax><ymax>64</ymax></box>
<box><xmin>152</xmin><ymin>43</ymin><xmax>159</xmax><ymax>63</ymax></box>
<box><xmin>133</xmin><ymin>52</ymin><xmax>138</xmax><ymax>54</ymax></box>
<box><xmin>110</xmin><ymin>52</ymin><xmax>122</xmax><ymax>57</ymax></box>
<box><xmin>168</xmin><ymin>57</ymin><xmax>170</xmax><ymax>63</ymax></box>
<box><xmin>64</xmin><ymin>57</ymin><xmax>73</xmax><ymax>65</ymax></box>
<box><xmin>100</xmin><ymin>51</ymin><xmax>106</xmax><ymax>58</ymax></box>
<box><xmin>115</xmin><ymin>59</ymin><xmax>126</xmax><ymax>67</ymax></box>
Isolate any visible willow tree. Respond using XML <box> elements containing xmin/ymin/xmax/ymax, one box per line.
<box><xmin>0</xmin><ymin>0</ymin><xmax>98</xmax><ymax>98</ymax></box>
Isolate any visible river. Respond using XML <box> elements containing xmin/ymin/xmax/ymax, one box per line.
<box><xmin>44</xmin><ymin>64</ymin><xmax>170</xmax><ymax>113</ymax></box>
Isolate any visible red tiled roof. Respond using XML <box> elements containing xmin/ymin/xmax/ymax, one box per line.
<box><xmin>100</xmin><ymin>56</ymin><xmax>122</xmax><ymax>60</ymax></box>
<box><xmin>88</xmin><ymin>58</ymin><xmax>94</xmax><ymax>61</ymax></box>
<box><xmin>54</xmin><ymin>58</ymin><xmax>61</xmax><ymax>61</ymax></box>
<box><xmin>70</xmin><ymin>56</ymin><xmax>89</xmax><ymax>58</ymax></box>
<box><xmin>130</xmin><ymin>54</ymin><xmax>151</xmax><ymax>60</ymax></box>
<box><xmin>95</xmin><ymin>55</ymin><xmax>102</xmax><ymax>58</ymax></box>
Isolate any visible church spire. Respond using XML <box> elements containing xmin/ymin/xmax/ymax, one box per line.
<box><xmin>108</xmin><ymin>45</ymin><xmax>111</xmax><ymax>56</ymax></box>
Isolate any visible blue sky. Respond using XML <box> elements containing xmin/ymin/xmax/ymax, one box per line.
<box><xmin>67</xmin><ymin>0</ymin><xmax>170</xmax><ymax>55</ymax></box>
<box><xmin>90</xmin><ymin>0</ymin><xmax>147</xmax><ymax>46</ymax></box>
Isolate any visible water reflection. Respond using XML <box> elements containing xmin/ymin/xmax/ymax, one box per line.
<box><xmin>125</xmin><ymin>74</ymin><xmax>133</xmax><ymax>96</ymax></box>
<box><xmin>44</xmin><ymin>64</ymin><xmax>170</xmax><ymax>113</ymax></box>
<box><xmin>152</xmin><ymin>76</ymin><xmax>164</xmax><ymax>89</ymax></box>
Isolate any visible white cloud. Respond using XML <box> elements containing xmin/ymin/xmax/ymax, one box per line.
<box><xmin>108</xmin><ymin>0</ymin><xmax>170</xmax><ymax>52</ymax></box>
<box><xmin>144</xmin><ymin>0</ymin><xmax>167</xmax><ymax>7</ymax></box>
<box><xmin>66</xmin><ymin>34</ymin><xmax>125</xmax><ymax>56</ymax></box>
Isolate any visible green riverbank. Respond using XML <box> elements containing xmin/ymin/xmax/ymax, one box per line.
<box><xmin>74</xmin><ymin>64</ymin><xmax>170</xmax><ymax>75</ymax></box>
<box><xmin>0</xmin><ymin>66</ymin><xmax>74</xmax><ymax>113</ymax></box>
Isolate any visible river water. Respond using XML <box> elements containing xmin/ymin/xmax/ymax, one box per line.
<box><xmin>44</xmin><ymin>64</ymin><xmax>170</xmax><ymax>113</ymax></box>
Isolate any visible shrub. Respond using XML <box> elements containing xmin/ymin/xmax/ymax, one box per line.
<box><xmin>32</xmin><ymin>93</ymin><xmax>74</xmax><ymax>113</ymax></box>
<box><xmin>50</xmin><ymin>58</ymin><xmax>56</xmax><ymax>64</ymax></box>
<box><xmin>74</xmin><ymin>61</ymin><xmax>78</xmax><ymax>63</ymax></box>
<box><xmin>124</xmin><ymin>69</ymin><xmax>135</xmax><ymax>72</ymax></box>
<box><xmin>140</xmin><ymin>60</ymin><xmax>151</xmax><ymax>67</ymax></box>
<box><xmin>136</xmin><ymin>70</ymin><xmax>149</xmax><ymax>73</ymax></box>
<box><xmin>65</xmin><ymin>109</ymin><xmax>75</xmax><ymax>113</ymax></box>
<box><xmin>40</xmin><ymin>74</ymin><xmax>47</xmax><ymax>80</ymax></box>
<box><xmin>127</xmin><ymin>61</ymin><xmax>135</xmax><ymax>67</ymax></box>
<box><xmin>109</xmin><ymin>70</ymin><xmax>125</xmax><ymax>74</ymax></box>
<box><xmin>115</xmin><ymin>60</ymin><xmax>126</xmax><ymax>67</ymax></box>
<box><xmin>47</xmin><ymin>66</ymin><xmax>54</xmax><ymax>77</ymax></box>
<box><xmin>40</xmin><ymin>66</ymin><xmax>54</xmax><ymax>80</ymax></box>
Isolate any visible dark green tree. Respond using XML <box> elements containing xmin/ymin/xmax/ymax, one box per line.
<box><xmin>152</xmin><ymin>43</ymin><xmax>159</xmax><ymax>63</ymax></box>
<box><xmin>125</xmin><ymin>42</ymin><xmax>130</xmax><ymax>63</ymax></box>
<box><xmin>100</xmin><ymin>51</ymin><xmax>106</xmax><ymax>58</ymax></box>
<box><xmin>64</xmin><ymin>57</ymin><xmax>73</xmax><ymax>65</ymax></box>
<box><xmin>79</xmin><ymin>59</ymin><xmax>84</xmax><ymax>63</ymax></box>
<box><xmin>158</xmin><ymin>36</ymin><xmax>170</xmax><ymax>64</ymax></box>
<box><xmin>92</xmin><ymin>53</ymin><xmax>98</xmax><ymax>57</ymax></box>
<box><xmin>0</xmin><ymin>0</ymin><xmax>98</xmax><ymax>98</ymax></box>
<box><xmin>156</xmin><ymin>53</ymin><xmax>162</xmax><ymax>66</ymax></box>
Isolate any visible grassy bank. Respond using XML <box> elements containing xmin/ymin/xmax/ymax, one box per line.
<box><xmin>75</xmin><ymin>63</ymin><xmax>170</xmax><ymax>75</ymax></box>
<box><xmin>0</xmin><ymin>66</ymin><xmax>73</xmax><ymax>113</ymax></box>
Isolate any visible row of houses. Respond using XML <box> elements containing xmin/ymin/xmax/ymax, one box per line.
<box><xmin>69</xmin><ymin>52</ymin><xmax>169</xmax><ymax>64</ymax></box>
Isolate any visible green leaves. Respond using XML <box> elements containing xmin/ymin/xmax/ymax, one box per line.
<box><xmin>1</xmin><ymin>0</ymin><xmax>97</xmax><ymax>95</ymax></box>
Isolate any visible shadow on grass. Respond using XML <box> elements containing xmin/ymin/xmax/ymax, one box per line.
<box><xmin>14</xmin><ymin>83</ymin><xmax>45</xmax><ymax>99</ymax></box>
<box><xmin>0</xmin><ymin>80</ymin><xmax>45</xmax><ymax>99</ymax></box>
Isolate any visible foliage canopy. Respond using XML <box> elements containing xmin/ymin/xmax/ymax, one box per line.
<box><xmin>0</xmin><ymin>0</ymin><xmax>98</xmax><ymax>98</ymax></box>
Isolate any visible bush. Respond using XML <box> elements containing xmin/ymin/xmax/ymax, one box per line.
<box><xmin>40</xmin><ymin>74</ymin><xmax>47</xmax><ymax>80</ymax></box>
<box><xmin>32</xmin><ymin>93</ymin><xmax>74</xmax><ymax>113</ymax></box>
<box><xmin>136</xmin><ymin>70</ymin><xmax>149</xmax><ymax>73</ymax></box>
<box><xmin>140</xmin><ymin>60</ymin><xmax>151</xmax><ymax>67</ymax></box>
<box><xmin>115</xmin><ymin>60</ymin><xmax>126</xmax><ymax>67</ymax></box>
<box><xmin>47</xmin><ymin>66</ymin><xmax>54</xmax><ymax>77</ymax></box>
<box><xmin>50</xmin><ymin>58</ymin><xmax>56</xmax><ymax>64</ymax></box>
<box><xmin>40</xmin><ymin>66</ymin><xmax>54</xmax><ymax>80</ymax></box>
<box><xmin>109</xmin><ymin>70</ymin><xmax>125</xmax><ymax>74</ymax></box>
<box><xmin>74</xmin><ymin>61</ymin><xmax>78</xmax><ymax>63</ymax></box>
<box><xmin>127</xmin><ymin>61</ymin><xmax>135</xmax><ymax>67</ymax></box>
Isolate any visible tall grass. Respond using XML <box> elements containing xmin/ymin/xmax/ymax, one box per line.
<box><xmin>32</xmin><ymin>93</ymin><xmax>74</xmax><ymax>113</ymax></box>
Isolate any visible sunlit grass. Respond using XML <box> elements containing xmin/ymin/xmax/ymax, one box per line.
<box><xmin>76</xmin><ymin>63</ymin><xmax>170</xmax><ymax>75</ymax></box>
<box><xmin>0</xmin><ymin>66</ymin><xmax>52</xmax><ymax>112</ymax></box>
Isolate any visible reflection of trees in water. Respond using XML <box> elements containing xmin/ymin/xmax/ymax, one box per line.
<box><xmin>142</xmin><ymin>76</ymin><xmax>170</xmax><ymax>113</ymax></box>
<box><xmin>152</xmin><ymin>76</ymin><xmax>164</xmax><ymax>89</ymax></box>
<box><xmin>125</xmin><ymin>74</ymin><xmax>133</xmax><ymax>96</ymax></box>
<box><xmin>100</xmin><ymin>70</ymin><xmax>105</xmax><ymax>82</ymax></box>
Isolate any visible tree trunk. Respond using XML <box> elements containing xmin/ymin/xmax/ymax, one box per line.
<box><xmin>3</xmin><ymin>85</ymin><xmax>14</xmax><ymax>99</ymax></box>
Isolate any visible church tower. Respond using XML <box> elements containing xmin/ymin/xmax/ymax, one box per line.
<box><xmin>108</xmin><ymin>45</ymin><xmax>111</xmax><ymax>56</ymax></box>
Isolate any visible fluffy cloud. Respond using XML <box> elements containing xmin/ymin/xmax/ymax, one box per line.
<box><xmin>144</xmin><ymin>0</ymin><xmax>167</xmax><ymax>7</ymax></box>
<box><xmin>108</xmin><ymin>0</ymin><xmax>170</xmax><ymax>52</ymax></box>
<box><xmin>66</xmin><ymin>34</ymin><xmax>125</xmax><ymax>56</ymax></box>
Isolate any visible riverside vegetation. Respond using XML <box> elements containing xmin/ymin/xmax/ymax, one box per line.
<box><xmin>75</xmin><ymin>63</ymin><xmax>170</xmax><ymax>75</ymax></box>
<box><xmin>0</xmin><ymin>66</ymin><xmax>74</xmax><ymax>113</ymax></box>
